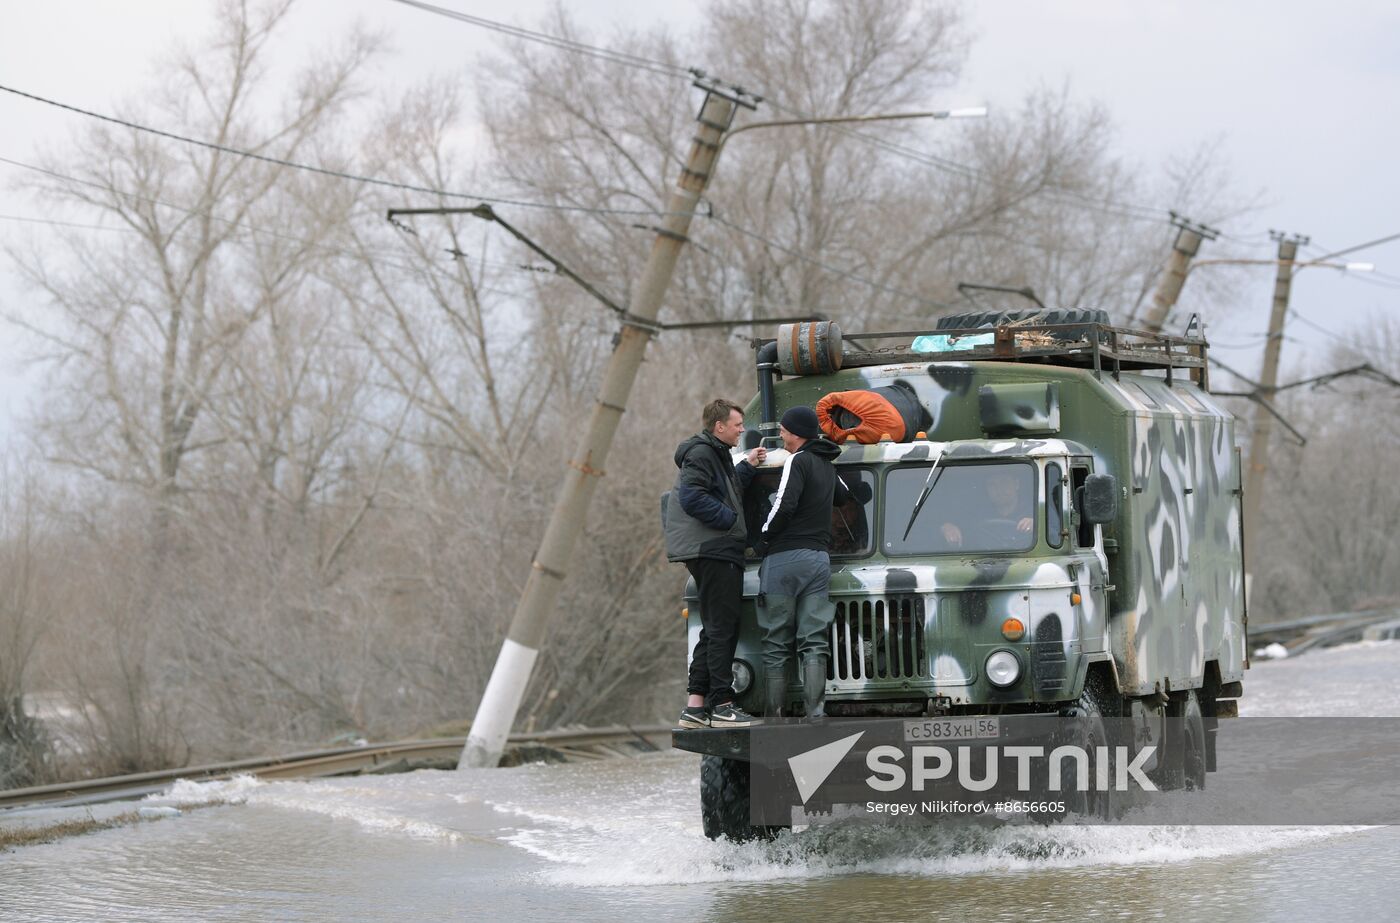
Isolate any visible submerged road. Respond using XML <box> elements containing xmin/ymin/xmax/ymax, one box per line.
<box><xmin>2</xmin><ymin>640</ymin><xmax>1399</xmax><ymax>922</ymax></box>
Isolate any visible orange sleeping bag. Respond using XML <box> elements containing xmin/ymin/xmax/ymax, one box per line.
<box><xmin>816</xmin><ymin>390</ymin><xmax>905</xmax><ymax>444</ymax></box>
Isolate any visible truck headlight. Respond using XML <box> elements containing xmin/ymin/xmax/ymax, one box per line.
<box><xmin>731</xmin><ymin>660</ymin><xmax>754</xmax><ymax>694</ymax></box>
<box><xmin>985</xmin><ymin>650</ymin><xmax>1021</xmax><ymax>687</ymax></box>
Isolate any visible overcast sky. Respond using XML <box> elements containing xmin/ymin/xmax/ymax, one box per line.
<box><xmin>3</xmin><ymin>0</ymin><xmax>1397</xmax><ymax>441</ymax></box>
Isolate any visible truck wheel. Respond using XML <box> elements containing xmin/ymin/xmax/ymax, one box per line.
<box><xmin>1174</xmin><ymin>690</ymin><xmax>1207</xmax><ymax>791</ymax></box>
<box><xmin>1058</xmin><ymin>671</ymin><xmax>1118</xmax><ymax>820</ymax></box>
<box><xmin>933</xmin><ymin>309</ymin><xmax>1110</xmax><ymax>335</ymax></box>
<box><xmin>700</xmin><ymin>755</ymin><xmax>779</xmax><ymax>842</ymax></box>
<box><xmin>1156</xmin><ymin>689</ymin><xmax>1207</xmax><ymax>791</ymax></box>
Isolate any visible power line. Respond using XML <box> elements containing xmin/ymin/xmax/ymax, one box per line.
<box><xmin>1343</xmin><ymin>273</ymin><xmax>1400</xmax><ymax>291</ymax></box>
<box><xmin>388</xmin><ymin>0</ymin><xmax>690</xmax><ymax>79</ymax></box>
<box><xmin>0</xmin><ymin>76</ymin><xmax>968</xmax><ymax>314</ymax></box>
<box><xmin>1</xmin><ymin>149</ymin><xmax>936</xmax><ymax>316</ymax></box>
<box><xmin>0</xmin><ymin>212</ymin><xmax>135</xmax><ymax>233</ymax></box>
<box><xmin>1216</xmin><ymin>228</ymin><xmax>1276</xmax><ymax>244</ymax></box>
<box><xmin>766</xmin><ymin>97</ymin><xmax>1170</xmax><ymax>225</ymax></box>
<box><xmin>1310</xmin><ymin>230</ymin><xmax>1400</xmax><ymax>263</ymax></box>
<box><xmin>0</xmin><ymin>154</ymin><xmax>559</xmax><ymax>281</ymax></box>
<box><xmin>1287</xmin><ymin>309</ymin><xmax>1355</xmax><ymax>347</ymax></box>
<box><xmin>707</xmin><ymin>213</ymin><xmax>956</xmax><ymax>310</ymax></box>
<box><xmin>1210</xmin><ymin>334</ymin><xmax>1303</xmax><ymax>350</ymax></box>
<box><xmin>0</xmin><ymin>82</ymin><xmax>665</xmax><ymax>219</ymax></box>
<box><xmin>390</xmin><ymin>3</ymin><xmax>1225</xmax><ymax>231</ymax></box>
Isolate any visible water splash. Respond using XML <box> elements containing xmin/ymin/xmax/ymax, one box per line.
<box><xmin>527</xmin><ymin>820</ymin><xmax>1362</xmax><ymax>887</ymax></box>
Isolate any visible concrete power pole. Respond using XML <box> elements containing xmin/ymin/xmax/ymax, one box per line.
<box><xmin>1141</xmin><ymin>214</ymin><xmax>1218</xmax><ymax>334</ymax></box>
<box><xmin>460</xmin><ymin>88</ymin><xmax>744</xmax><ymax>769</ymax></box>
<box><xmin>1242</xmin><ymin>231</ymin><xmax>1306</xmax><ymax>580</ymax></box>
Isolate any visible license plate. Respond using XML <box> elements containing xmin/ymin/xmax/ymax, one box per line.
<box><xmin>903</xmin><ymin>717</ymin><xmax>1000</xmax><ymax>742</ymax></box>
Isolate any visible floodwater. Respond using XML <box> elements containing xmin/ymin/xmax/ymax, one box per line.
<box><xmin>3</xmin><ymin>641</ymin><xmax>1400</xmax><ymax>922</ymax></box>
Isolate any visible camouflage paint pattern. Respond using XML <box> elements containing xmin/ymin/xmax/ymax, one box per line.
<box><xmin>682</xmin><ymin>358</ymin><xmax>1247</xmax><ymax>712</ymax></box>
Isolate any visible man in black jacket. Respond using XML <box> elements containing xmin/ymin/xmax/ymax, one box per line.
<box><xmin>663</xmin><ymin>399</ymin><xmax>766</xmax><ymax>729</ymax></box>
<box><xmin>755</xmin><ymin>405</ymin><xmax>850</xmax><ymax>720</ymax></box>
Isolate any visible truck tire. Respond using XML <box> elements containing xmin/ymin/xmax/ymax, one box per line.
<box><xmin>700</xmin><ymin>755</ymin><xmax>779</xmax><ymax>842</ymax></box>
<box><xmin>1170</xmin><ymin>690</ymin><xmax>1208</xmax><ymax>791</ymax></box>
<box><xmin>933</xmin><ymin>309</ymin><xmax>1110</xmax><ymax>338</ymax></box>
<box><xmin>1058</xmin><ymin>670</ymin><xmax>1119</xmax><ymax>820</ymax></box>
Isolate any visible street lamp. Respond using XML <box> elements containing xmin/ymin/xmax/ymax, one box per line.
<box><xmin>716</xmin><ymin>105</ymin><xmax>988</xmax><ymax>158</ymax></box>
<box><xmin>1183</xmin><ymin>257</ymin><xmax>1375</xmax><ymax>278</ymax></box>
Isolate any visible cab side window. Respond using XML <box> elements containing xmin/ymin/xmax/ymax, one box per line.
<box><xmin>1071</xmin><ymin>465</ymin><xmax>1094</xmax><ymax>548</ymax></box>
<box><xmin>1046</xmin><ymin>462</ymin><xmax>1065</xmax><ymax>549</ymax></box>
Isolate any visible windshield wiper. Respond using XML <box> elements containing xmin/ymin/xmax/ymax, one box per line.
<box><xmin>833</xmin><ymin>474</ymin><xmax>858</xmax><ymax>546</ymax></box>
<box><xmin>901</xmin><ymin>450</ymin><xmax>947</xmax><ymax>542</ymax></box>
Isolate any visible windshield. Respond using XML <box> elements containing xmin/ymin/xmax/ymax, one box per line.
<box><xmin>745</xmin><ymin>467</ymin><xmax>876</xmax><ymax>558</ymax></box>
<box><xmin>883</xmin><ymin>462</ymin><xmax>1037</xmax><ymax>555</ymax></box>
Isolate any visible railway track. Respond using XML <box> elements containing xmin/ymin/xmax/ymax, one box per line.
<box><xmin>1247</xmin><ymin>607</ymin><xmax>1400</xmax><ymax>656</ymax></box>
<box><xmin>0</xmin><ymin>724</ymin><xmax>673</xmax><ymax>812</ymax></box>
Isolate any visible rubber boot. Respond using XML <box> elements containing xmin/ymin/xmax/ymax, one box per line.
<box><xmin>802</xmin><ymin>657</ymin><xmax>828</xmax><ymax>721</ymax></box>
<box><xmin>764</xmin><ymin>666</ymin><xmax>788</xmax><ymax>719</ymax></box>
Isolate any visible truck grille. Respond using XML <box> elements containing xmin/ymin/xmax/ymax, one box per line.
<box><xmin>829</xmin><ymin>596</ymin><xmax>928</xmax><ymax>681</ymax></box>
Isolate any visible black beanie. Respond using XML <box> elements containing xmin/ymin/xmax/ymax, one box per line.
<box><xmin>780</xmin><ymin>405</ymin><xmax>821</xmax><ymax>440</ymax></box>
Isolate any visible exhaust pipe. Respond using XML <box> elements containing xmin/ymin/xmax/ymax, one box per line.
<box><xmin>756</xmin><ymin>341</ymin><xmax>780</xmax><ymax>448</ymax></box>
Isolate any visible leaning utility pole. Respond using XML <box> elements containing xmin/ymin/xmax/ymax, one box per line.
<box><xmin>460</xmin><ymin>86</ymin><xmax>749</xmax><ymax>769</ymax></box>
<box><xmin>1242</xmin><ymin>231</ymin><xmax>1307</xmax><ymax>579</ymax></box>
<box><xmin>1141</xmin><ymin>214</ymin><xmax>1218</xmax><ymax>333</ymax></box>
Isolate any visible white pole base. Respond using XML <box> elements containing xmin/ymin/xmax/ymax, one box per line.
<box><xmin>458</xmin><ymin>638</ymin><xmax>538</xmax><ymax>769</ymax></box>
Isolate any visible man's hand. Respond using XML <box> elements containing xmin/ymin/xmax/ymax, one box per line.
<box><xmin>1016</xmin><ymin>517</ymin><xmax>1033</xmax><ymax>533</ymax></box>
<box><xmin>941</xmin><ymin>523</ymin><xmax>963</xmax><ymax>545</ymax></box>
<box><xmin>745</xmin><ymin>447</ymin><xmax>768</xmax><ymax>466</ymax></box>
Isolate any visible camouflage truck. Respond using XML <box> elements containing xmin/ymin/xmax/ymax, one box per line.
<box><xmin>671</xmin><ymin>311</ymin><xmax>1248</xmax><ymax>840</ymax></box>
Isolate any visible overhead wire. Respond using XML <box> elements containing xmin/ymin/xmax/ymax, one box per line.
<box><xmin>3</xmin><ymin>8</ymin><xmax>1311</xmax><ymax>308</ymax></box>
<box><xmin>0</xmin><ymin>154</ymin><xmax>564</xmax><ymax>283</ymax></box>
<box><xmin>757</xmin><ymin>97</ymin><xmax>1171</xmax><ymax>226</ymax></box>
<box><xmin>2</xmin><ymin>76</ymin><xmax>960</xmax><ymax>312</ymax></box>
<box><xmin>707</xmin><ymin>213</ymin><xmax>956</xmax><ymax>310</ymax></box>
<box><xmin>1215</xmin><ymin>228</ymin><xmax>1276</xmax><ymax>245</ymax></box>
<box><xmin>388</xmin><ymin>1</ymin><xmax>1213</xmax><ymax>232</ymax></box>
<box><xmin>1286</xmin><ymin>309</ymin><xmax>1357</xmax><ymax>347</ymax></box>
<box><xmin>1309</xmin><ymin>230</ymin><xmax>1400</xmax><ymax>263</ymax></box>
<box><xmin>387</xmin><ymin>0</ymin><xmax>690</xmax><ymax>79</ymax></box>
<box><xmin>1298</xmin><ymin>237</ymin><xmax>1400</xmax><ymax>285</ymax></box>
<box><xmin>1340</xmin><ymin>273</ymin><xmax>1400</xmax><ymax>291</ymax></box>
<box><xmin>0</xmin><ymin>82</ymin><xmax>1235</xmax><ymax>325</ymax></box>
<box><xmin>0</xmin><ymin>212</ymin><xmax>136</xmax><ymax>233</ymax></box>
<box><xmin>0</xmin><ymin>82</ymin><xmax>665</xmax><ymax>219</ymax></box>
<box><xmin>383</xmin><ymin>0</ymin><xmax>1246</xmax><ymax>314</ymax></box>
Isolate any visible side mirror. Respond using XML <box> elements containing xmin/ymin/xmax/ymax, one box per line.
<box><xmin>1082</xmin><ymin>474</ymin><xmax>1118</xmax><ymax>524</ymax></box>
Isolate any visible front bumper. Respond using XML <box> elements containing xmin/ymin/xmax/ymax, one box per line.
<box><xmin>673</xmin><ymin>714</ymin><xmax>1068</xmax><ymax>767</ymax></box>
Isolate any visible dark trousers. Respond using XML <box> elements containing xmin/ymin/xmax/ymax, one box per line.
<box><xmin>685</xmin><ymin>557</ymin><xmax>743</xmax><ymax>709</ymax></box>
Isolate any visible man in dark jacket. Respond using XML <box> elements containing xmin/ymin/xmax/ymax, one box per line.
<box><xmin>755</xmin><ymin>405</ymin><xmax>850</xmax><ymax>720</ymax></box>
<box><xmin>664</xmin><ymin>399</ymin><xmax>765</xmax><ymax>729</ymax></box>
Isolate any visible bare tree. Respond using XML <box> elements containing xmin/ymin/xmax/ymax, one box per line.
<box><xmin>2</xmin><ymin>0</ymin><xmax>1292</xmax><ymax>775</ymax></box>
<box><xmin>1252</xmin><ymin>315</ymin><xmax>1400</xmax><ymax>619</ymax></box>
<box><xmin>0</xmin><ymin>465</ymin><xmax>54</xmax><ymax>788</ymax></box>
<box><xmin>7</xmin><ymin>0</ymin><xmax>379</xmax><ymax>551</ymax></box>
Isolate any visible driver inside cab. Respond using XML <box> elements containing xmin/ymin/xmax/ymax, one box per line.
<box><xmin>940</xmin><ymin>468</ymin><xmax>1034</xmax><ymax>549</ymax></box>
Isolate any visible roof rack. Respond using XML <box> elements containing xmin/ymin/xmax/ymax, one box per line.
<box><xmin>830</xmin><ymin>320</ymin><xmax>1211</xmax><ymax>389</ymax></box>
